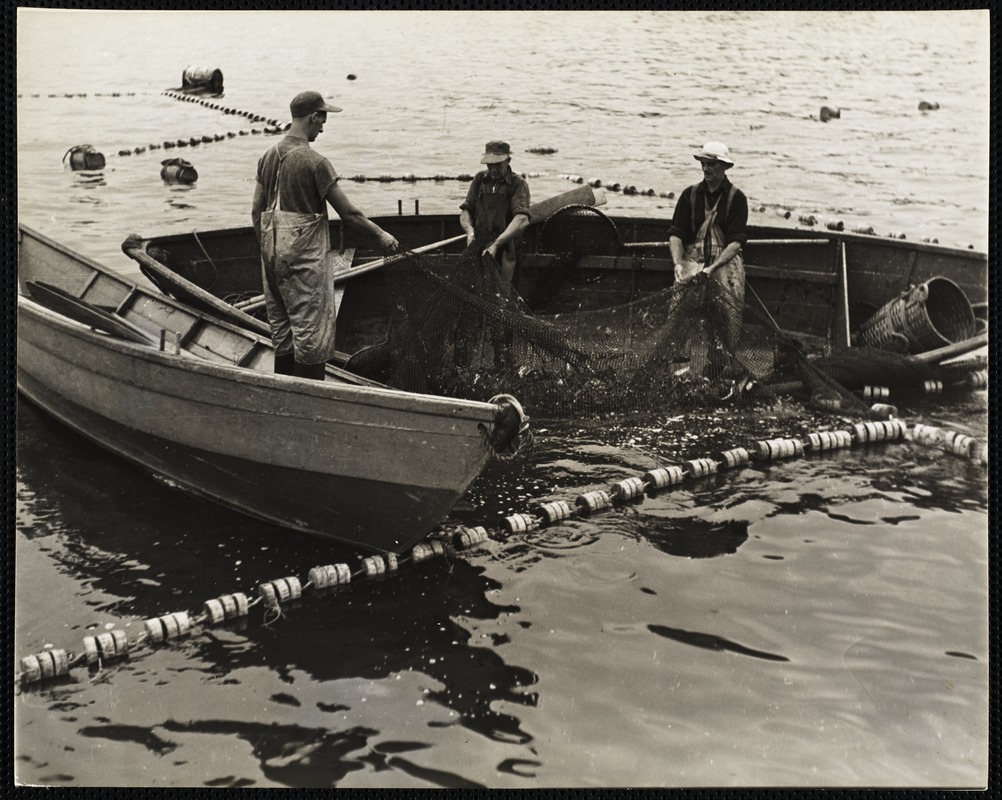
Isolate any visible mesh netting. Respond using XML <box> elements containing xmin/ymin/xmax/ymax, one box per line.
<box><xmin>345</xmin><ymin>242</ymin><xmax>878</xmax><ymax>419</ymax></box>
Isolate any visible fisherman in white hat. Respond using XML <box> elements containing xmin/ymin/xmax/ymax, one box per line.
<box><xmin>668</xmin><ymin>141</ymin><xmax>749</xmax><ymax>356</ymax></box>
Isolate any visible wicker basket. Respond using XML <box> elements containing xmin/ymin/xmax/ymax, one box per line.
<box><xmin>856</xmin><ymin>277</ymin><xmax>976</xmax><ymax>354</ymax></box>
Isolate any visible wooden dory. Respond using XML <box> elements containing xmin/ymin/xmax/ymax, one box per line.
<box><xmin>123</xmin><ymin>209</ymin><xmax>988</xmax><ymax>360</ymax></box>
<box><xmin>17</xmin><ymin>224</ymin><xmax>527</xmax><ymax>553</ymax></box>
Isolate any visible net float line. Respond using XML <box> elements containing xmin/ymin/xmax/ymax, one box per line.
<box><xmin>14</xmin><ymin>539</ymin><xmax>482</xmax><ymax>687</ymax></box>
<box><xmin>497</xmin><ymin>412</ymin><xmax>984</xmax><ymax>535</ymax></box>
<box><xmin>859</xmin><ymin>371</ymin><xmax>988</xmax><ymax>401</ymax></box>
<box><xmin>16</xmin><ymin>413</ymin><xmax>985</xmax><ymax>687</ymax></box>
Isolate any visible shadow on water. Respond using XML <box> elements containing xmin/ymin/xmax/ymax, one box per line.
<box><xmin>16</xmin><ymin>400</ymin><xmax>538</xmax><ymax>785</ymax></box>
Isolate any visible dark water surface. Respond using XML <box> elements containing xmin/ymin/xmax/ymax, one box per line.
<box><xmin>14</xmin><ymin>10</ymin><xmax>988</xmax><ymax>788</ymax></box>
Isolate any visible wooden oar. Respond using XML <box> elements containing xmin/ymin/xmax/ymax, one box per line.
<box><xmin>907</xmin><ymin>332</ymin><xmax>988</xmax><ymax>365</ymax></box>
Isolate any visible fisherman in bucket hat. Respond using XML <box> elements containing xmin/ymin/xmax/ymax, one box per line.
<box><xmin>459</xmin><ymin>140</ymin><xmax>532</xmax><ymax>287</ymax></box>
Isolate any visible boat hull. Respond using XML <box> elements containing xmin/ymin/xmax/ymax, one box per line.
<box><xmin>17</xmin><ymin>244</ymin><xmax>506</xmax><ymax>552</ymax></box>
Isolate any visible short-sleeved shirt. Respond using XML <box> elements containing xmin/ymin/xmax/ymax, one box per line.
<box><xmin>668</xmin><ymin>177</ymin><xmax>748</xmax><ymax>247</ymax></box>
<box><xmin>256</xmin><ymin>135</ymin><xmax>340</xmax><ymax>216</ymax></box>
<box><xmin>460</xmin><ymin>168</ymin><xmax>532</xmax><ymax>239</ymax></box>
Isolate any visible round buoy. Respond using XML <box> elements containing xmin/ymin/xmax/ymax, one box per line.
<box><xmin>683</xmin><ymin>457</ymin><xmax>718</xmax><ymax>478</ymax></box>
<box><xmin>910</xmin><ymin>423</ymin><xmax>943</xmax><ymax>445</ymax></box>
<box><xmin>754</xmin><ymin>438</ymin><xmax>804</xmax><ymax>460</ymax></box>
<box><xmin>807</xmin><ymin>430</ymin><xmax>853</xmax><ymax>452</ymax></box>
<box><xmin>534</xmin><ymin>500</ymin><xmax>574</xmax><ymax>524</ymax></box>
<box><xmin>363</xmin><ymin>556</ymin><xmax>387</xmax><ymax>577</ymax></box>
<box><xmin>575</xmin><ymin>490</ymin><xmax>612</xmax><ymax>513</ymax></box>
<box><xmin>943</xmin><ymin>430</ymin><xmax>978</xmax><ymax>459</ymax></box>
<box><xmin>965</xmin><ymin>371</ymin><xmax>987</xmax><ymax>389</ymax></box>
<box><xmin>820</xmin><ymin>105</ymin><xmax>841</xmax><ymax>122</ymax></box>
<box><xmin>347</xmin><ymin>73</ymin><xmax>357</xmax><ymax>80</ymax></box>
<box><xmin>411</xmin><ymin>542</ymin><xmax>442</xmax><ymax>563</ymax></box>
<box><xmin>867</xmin><ymin>403</ymin><xmax>898</xmax><ymax>420</ymax></box>
<box><xmin>309</xmin><ymin>564</ymin><xmax>347</xmax><ymax>588</ymax></box>
<box><xmin>611</xmin><ymin>476</ymin><xmax>646</xmax><ymax>501</ymax></box>
<box><xmin>862</xmin><ymin>386</ymin><xmax>890</xmax><ymax>401</ymax></box>
<box><xmin>643</xmin><ymin>465</ymin><xmax>685</xmax><ymax>490</ymax></box>
<box><xmin>853</xmin><ymin>420</ymin><xmax>906</xmax><ymax>443</ymax></box>
<box><xmin>504</xmin><ymin>512</ymin><xmax>539</xmax><ymax>534</ymax></box>
<box><xmin>21</xmin><ymin>650</ymin><xmax>71</xmax><ymax>683</ymax></box>
<box><xmin>144</xmin><ymin>612</ymin><xmax>191</xmax><ymax>643</ymax></box>
<box><xmin>454</xmin><ymin>526</ymin><xmax>490</xmax><ymax>549</ymax></box>
<box><xmin>717</xmin><ymin>447</ymin><xmax>750</xmax><ymax>469</ymax></box>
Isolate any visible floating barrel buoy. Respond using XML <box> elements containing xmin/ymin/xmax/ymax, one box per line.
<box><xmin>143</xmin><ymin>611</ymin><xmax>191</xmax><ymax>643</ymax></box>
<box><xmin>588</xmin><ymin>178</ymin><xmax>603</xmax><ymax>188</ymax></box>
<box><xmin>611</xmin><ymin>476</ymin><xmax>647</xmax><ymax>501</ymax></box>
<box><xmin>82</xmin><ymin>629</ymin><xmax>129</xmax><ymax>665</ymax></box>
<box><xmin>643</xmin><ymin>465</ymin><xmax>685</xmax><ymax>490</ymax></box>
<box><xmin>63</xmin><ymin>144</ymin><xmax>106</xmax><ymax>171</ymax></box>
<box><xmin>717</xmin><ymin>447</ymin><xmax>750</xmax><ymax>469</ymax></box>
<box><xmin>820</xmin><ymin>105</ymin><xmax>841</xmax><ymax>121</ymax></box>
<box><xmin>347</xmin><ymin>73</ymin><xmax>357</xmax><ymax>80</ymax></box>
<box><xmin>923</xmin><ymin>379</ymin><xmax>943</xmax><ymax>394</ymax></box>
<box><xmin>683</xmin><ymin>457</ymin><xmax>718</xmax><ymax>478</ymax></box>
<box><xmin>825</xmin><ymin>219</ymin><xmax>844</xmax><ymax>231</ymax></box>
<box><xmin>454</xmin><ymin>526</ymin><xmax>491</xmax><ymax>549</ymax></box>
<box><xmin>576</xmin><ymin>490</ymin><xmax>612</xmax><ymax>513</ymax></box>
<box><xmin>202</xmin><ymin>592</ymin><xmax>250</xmax><ymax>624</ymax></box>
<box><xmin>807</xmin><ymin>430</ymin><xmax>853</xmax><ymax>451</ymax></box>
<box><xmin>852</xmin><ymin>225</ymin><xmax>876</xmax><ymax>235</ymax></box>
<box><xmin>504</xmin><ymin>512</ymin><xmax>539</xmax><ymax>534</ymax></box>
<box><xmin>862</xmin><ymin>385</ymin><xmax>890</xmax><ymax>401</ymax></box>
<box><xmin>20</xmin><ymin>649</ymin><xmax>71</xmax><ymax>683</ymax></box>
<box><xmin>181</xmin><ymin>66</ymin><xmax>224</xmax><ymax>94</ymax></box>
<box><xmin>534</xmin><ymin>500</ymin><xmax>574</xmax><ymax>524</ymax></box>
<box><xmin>918</xmin><ymin>100</ymin><xmax>940</xmax><ymax>111</ymax></box>
<box><xmin>160</xmin><ymin>157</ymin><xmax>198</xmax><ymax>184</ymax></box>
<box><xmin>798</xmin><ymin>214</ymin><xmax>817</xmax><ymax>226</ymax></box>
<box><xmin>775</xmin><ymin>209</ymin><xmax>792</xmax><ymax>219</ymax></box>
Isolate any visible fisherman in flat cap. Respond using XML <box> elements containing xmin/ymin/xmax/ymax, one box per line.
<box><xmin>459</xmin><ymin>140</ymin><xmax>531</xmax><ymax>287</ymax></box>
<box><xmin>252</xmin><ymin>91</ymin><xmax>399</xmax><ymax>380</ymax></box>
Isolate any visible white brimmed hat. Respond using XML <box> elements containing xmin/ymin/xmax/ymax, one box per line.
<box><xmin>693</xmin><ymin>141</ymin><xmax>734</xmax><ymax>166</ymax></box>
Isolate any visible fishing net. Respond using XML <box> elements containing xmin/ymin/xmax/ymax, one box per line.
<box><xmin>346</xmin><ymin>240</ymin><xmax>876</xmax><ymax>419</ymax></box>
